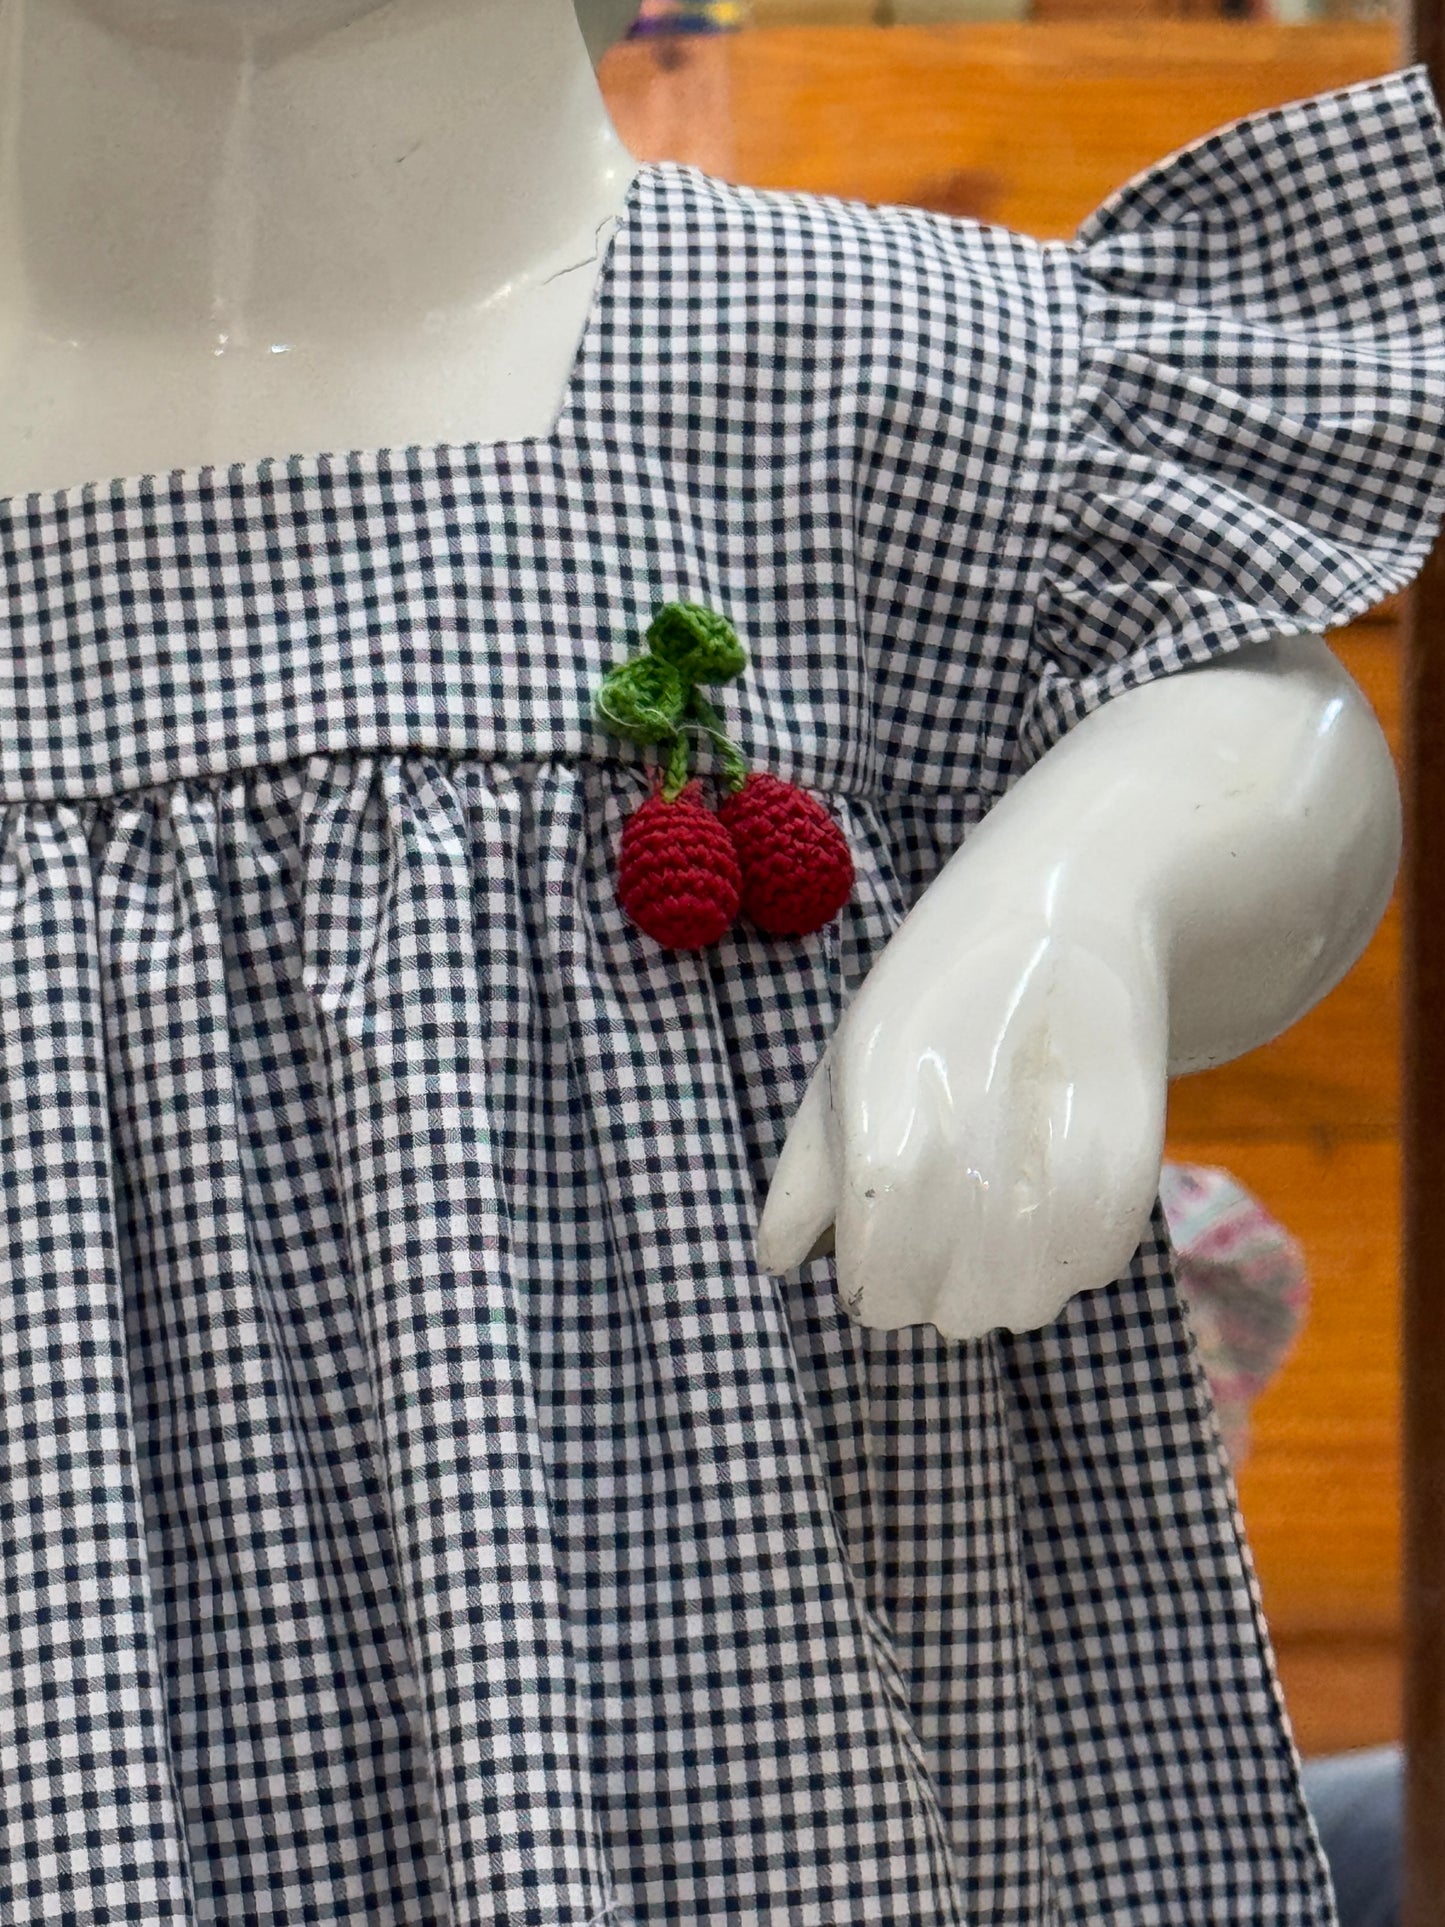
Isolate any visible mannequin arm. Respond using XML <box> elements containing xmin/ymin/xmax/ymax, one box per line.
<box><xmin>755</xmin><ymin>633</ymin><xmax>1399</xmax><ymax>1339</ymax></box>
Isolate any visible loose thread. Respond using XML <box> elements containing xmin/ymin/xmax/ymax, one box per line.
<box><xmin>686</xmin><ymin>690</ymin><xmax>751</xmax><ymax>793</ymax></box>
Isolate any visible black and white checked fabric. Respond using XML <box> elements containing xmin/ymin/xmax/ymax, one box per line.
<box><xmin>2</xmin><ymin>66</ymin><xmax>1443</xmax><ymax>1927</ymax></box>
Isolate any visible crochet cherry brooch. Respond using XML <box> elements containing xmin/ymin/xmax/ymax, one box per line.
<box><xmin>593</xmin><ymin>601</ymin><xmax>855</xmax><ymax>952</ymax></box>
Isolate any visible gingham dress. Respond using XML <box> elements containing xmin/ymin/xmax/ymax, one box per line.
<box><xmin>4</xmin><ymin>66</ymin><xmax>1444</xmax><ymax>1927</ymax></box>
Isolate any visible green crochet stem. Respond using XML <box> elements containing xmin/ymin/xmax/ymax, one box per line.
<box><xmin>662</xmin><ymin>730</ymin><xmax>693</xmax><ymax>801</ymax></box>
<box><xmin>658</xmin><ymin>693</ymin><xmax>750</xmax><ymax>801</ymax></box>
<box><xmin>594</xmin><ymin>603</ymin><xmax>754</xmax><ymax>803</ymax></box>
<box><xmin>684</xmin><ymin>690</ymin><xmax>750</xmax><ymax>795</ymax></box>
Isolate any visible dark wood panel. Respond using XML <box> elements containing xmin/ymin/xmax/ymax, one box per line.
<box><xmin>1399</xmin><ymin>0</ymin><xmax>1445</xmax><ymax>1874</ymax></box>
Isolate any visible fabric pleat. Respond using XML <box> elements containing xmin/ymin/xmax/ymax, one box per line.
<box><xmin>1021</xmin><ymin>67</ymin><xmax>1445</xmax><ymax>765</ymax></box>
<box><xmin>0</xmin><ymin>806</ymin><xmax>198</xmax><ymax>1921</ymax></box>
<box><xmin>4</xmin><ymin>767</ymin><xmax>1030</xmax><ymax>1924</ymax></box>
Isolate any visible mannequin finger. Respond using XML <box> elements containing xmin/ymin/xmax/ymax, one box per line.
<box><xmin>755</xmin><ymin>1050</ymin><xmax>840</xmax><ymax>1273</ymax></box>
<box><xmin>1010</xmin><ymin>1117</ymin><xmax>1161</xmax><ymax>1327</ymax></box>
<box><xmin>942</xmin><ymin>1175</ymin><xmax>1010</xmax><ymax>1335</ymax></box>
<box><xmin>833</xmin><ymin>1142</ymin><xmax>958</xmax><ymax>1331</ymax></box>
<box><xmin>980</xmin><ymin>1065</ymin><xmax>1076</xmax><ymax>1333</ymax></box>
<box><xmin>1056</xmin><ymin>1071</ymin><xmax>1167</xmax><ymax>1290</ymax></box>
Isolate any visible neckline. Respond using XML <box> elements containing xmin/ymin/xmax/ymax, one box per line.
<box><xmin>0</xmin><ymin>159</ymin><xmax>662</xmax><ymax>523</ymax></box>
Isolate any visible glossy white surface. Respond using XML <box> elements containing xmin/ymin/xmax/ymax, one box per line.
<box><xmin>576</xmin><ymin>0</ymin><xmax>641</xmax><ymax>60</ymax></box>
<box><xmin>756</xmin><ymin>634</ymin><xmax>1401</xmax><ymax>1339</ymax></box>
<box><xmin>0</xmin><ymin>3</ymin><xmax>1404</xmax><ymax>1343</ymax></box>
<box><xmin>0</xmin><ymin>0</ymin><xmax>636</xmax><ymax>495</ymax></box>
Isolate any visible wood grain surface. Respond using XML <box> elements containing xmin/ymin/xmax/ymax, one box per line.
<box><xmin>600</xmin><ymin>21</ymin><xmax>1409</xmax><ymax>1759</ymax></box>
<box><xmin>602</xmin><ymin>23</ymin><xmax>1403</xmax><ymax>230</ymax></box>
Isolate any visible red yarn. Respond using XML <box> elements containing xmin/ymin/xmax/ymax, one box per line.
<box><xmin>717</xmin><ymin>772</ymin><xmax>855</xmax><ymax>936</ymax></box>
<box><xmin>617</xmin><ymin>779</ymin><xmax>742</xmax><ymax>951</ymax></box>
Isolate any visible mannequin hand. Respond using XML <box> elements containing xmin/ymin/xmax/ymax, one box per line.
<box><xmin>754</xmin><ymin>638</ymin><xmax>1397</xmax><ymax>1341</ymax></box>
<box><xmin>755</xmin><ymin>908</ymin><xmax>1169</xmax><ymax>1340</ymax></box>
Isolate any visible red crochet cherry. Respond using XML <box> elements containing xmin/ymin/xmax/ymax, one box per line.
<box><xmin>717</xmin><ymin>771</ymin><xmax>855</xmax><ymax>936</ymax></box>
<box><xmin>617</xmin><ymin>778</ymin><xmax>742</xmax><ymax>952</ymax></box>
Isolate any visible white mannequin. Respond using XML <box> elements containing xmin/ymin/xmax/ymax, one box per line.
<box><xmin>0</xmin><ymin>0</ymin><xmax>1402</xmax><ymax>1341</ymax></box>
<box><xmin>0</xmin><ymin>0</ymin><xmax>638</xmax><ymax>476</ymax></box>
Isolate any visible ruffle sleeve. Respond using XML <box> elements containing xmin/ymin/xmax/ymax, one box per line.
<box><xmin>1019</xmin><ymin>64</ymin><xmax>1445</xmax><ymax>766</ymax></box>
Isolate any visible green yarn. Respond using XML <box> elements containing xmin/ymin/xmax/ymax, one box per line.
<box><xmin>662</xmin><ymin>730</ymin><xmax>693</xmax><ymax>802</ymax></box>
<box><xmin>645</xmin><ymin>602</ymin><xmax>748</xmax><ymax>686</ymax></box>
<box><xmin>685</xmin><ymin>689</ymin><xmax>750</xmax><ymax>794</ymax></box>
<box><xmin>592</xmin><ymin>653</ymin><xmax>688</xmax><ymax>746</ymax></box>
<box><xmin>593</xmin><ymin>600</ymin><xmax>756</xmax><ymax>804</ymax></box>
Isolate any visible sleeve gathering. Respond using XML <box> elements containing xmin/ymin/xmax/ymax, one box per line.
<box><xmin>1016</xmin><ymin>65</ymin><xmax>1445</xmax><ymax>768</ymax></box>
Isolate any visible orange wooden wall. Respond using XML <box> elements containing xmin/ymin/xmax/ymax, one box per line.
<box><xmin>601</xmin><ymin>22</ymin><xmax>1408</xmax><ymax>1754</ymax></box>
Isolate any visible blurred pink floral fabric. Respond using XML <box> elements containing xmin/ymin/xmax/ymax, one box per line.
<box><xmin>1161</xmin><ymin>1162</ymin><xmax>1310</xmax><ymax>1464</ymax></box>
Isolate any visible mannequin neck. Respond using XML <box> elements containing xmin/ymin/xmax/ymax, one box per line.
<box><xmin>0</xmin><ymin>0</ymin><xmax>632</xmax><ymax>349</ymax></box>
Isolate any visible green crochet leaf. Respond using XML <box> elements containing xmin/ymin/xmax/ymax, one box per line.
<box><xmin>645</xmin><ymin>602</ymin><xmax>748</xmax><ymax>686</ymax></box>
<box><xmin>593</xmin><ymin>654</ymin><xmax>689</xmax><ymax>746</ymax></box>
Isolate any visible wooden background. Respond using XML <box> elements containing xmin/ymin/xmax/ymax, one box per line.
<box><xmin>600</xmin><ymin>21</ymin><xmax>1408</xmax><ymax>1756</ymax></box>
